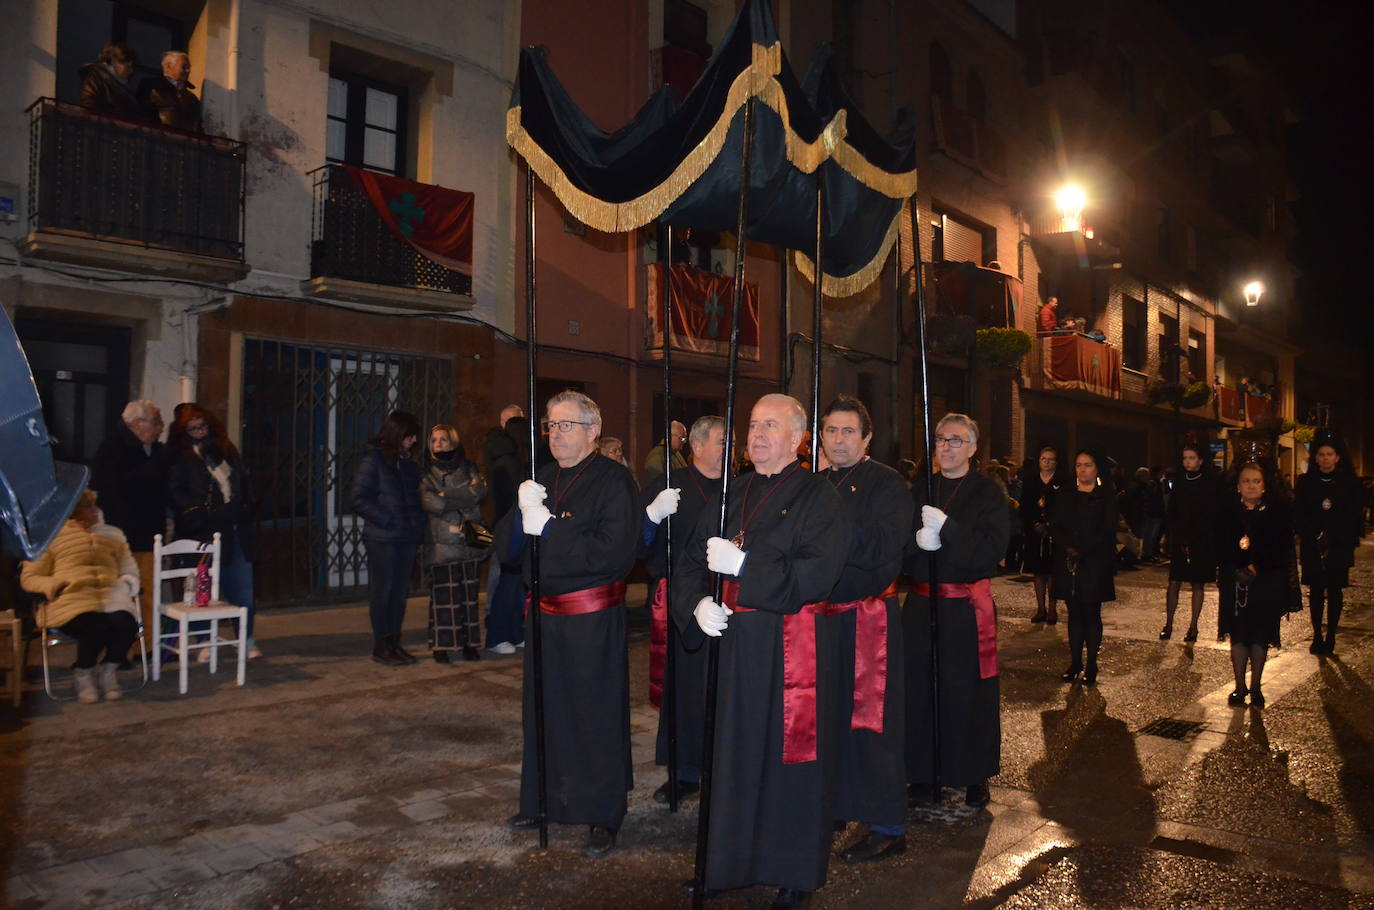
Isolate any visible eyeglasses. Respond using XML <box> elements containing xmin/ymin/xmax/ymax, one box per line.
<box><xmin>186</xmin><ymin>422</ymin><xmax>209</xmax><ymax>432</ymax></box>
<box><xmin>934</xmin><ymin>435</ymin><xmax>970</xmax><ymax>449</ymax></box>
<box><xmin>542</xmin><ymin>419</ymin><xmax>593</xmax><ymax>433</ymax></box>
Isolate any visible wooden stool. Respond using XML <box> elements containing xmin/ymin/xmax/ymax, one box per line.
<box><xmin>0</xmin><ymin>609</ymin><xmax>22</xmax><ymax>707</ymax></box>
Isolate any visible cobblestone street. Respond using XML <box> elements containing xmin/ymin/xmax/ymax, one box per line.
<box><xmin>4</xmin><ymin>544</ymin><xmax>1374</xmax><ymax>909</ymax></box>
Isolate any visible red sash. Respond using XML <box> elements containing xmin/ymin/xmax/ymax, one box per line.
<box><xmin>826</xmin><ymin>581</ymin><xmax>900</xmax><ymax>733</ymax></box>
<box><xmin>721</xmin><ymin>581</ymin><xmax>825</xmax><ymax>765</ymax></box>
<box><xmin>649</xmin><ymin>578</ymin><xmax>669</xmax><ymax>709</ymax></box>
<box><xmin>526</xmin><ymin>581</ymin><xmax>626</xmax><ymax>616</ymax></box>
<box><xmin>913</xmin><ymin>579</ymin><xmax>999</xmax><ymax>679</ymax></box>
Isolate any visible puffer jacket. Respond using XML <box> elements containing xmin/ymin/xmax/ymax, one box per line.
<box><xmin>350</xmin><ymin>446</ymin><xmax>425</xmax><ymax>543</ymax></box>
<box><xmin>21</xmin><ymin>519</ymin><xmax>139</xmax><ymax>628</ymax></box>
<box><xmin>420</xmin><ymin>451</ymin><xmax>489</xmax><ymax>565</ymax></box>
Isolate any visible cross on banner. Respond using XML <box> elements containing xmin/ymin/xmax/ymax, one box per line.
<box><xmin>646</xmin><ymin>262</ymin><xmax>760</xmax><ymax>361</ymax></box>
<box><xmin>388</xmin><ymin>192</ymin><xmax>426</xmax><ymax>236</ymax></box>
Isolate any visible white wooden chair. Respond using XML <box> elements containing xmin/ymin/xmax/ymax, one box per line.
<box><xmin>151</xmin><ymin>533</ymin><xmax>248</xmax><ymax>694</ymax></box>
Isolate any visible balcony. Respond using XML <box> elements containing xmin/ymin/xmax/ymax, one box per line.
<box><xmin>22</xmin><ymin>98</ymin><xmax>247</xmax><ymax>281</ymax></box>
<box><xmin>1028</xmin><ymin>331</ymin><xmax>1122</xmax><ymax>399</ymax></box>
<box><xmin>1217</xmin><ymin>384</ymin><xmax>1279</xmax><ymax>426</ymax></box>
<box><xmin>302</xmin><ymin>164</ymin><xmax>474</xmax><ymax>311</ymax></box>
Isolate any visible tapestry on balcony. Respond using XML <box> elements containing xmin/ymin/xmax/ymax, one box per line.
<box><xmin>506</xmin><ymin>0</ymin><xmax>916</xmax><ymax>297</ymax></box>
<box><xmin>341</xmin><ymin>164</ymin><xmax>474</xmax><ymax>275</ymax></box>
<box><xmin>646</xmin><ymin>262</ymin><xmax>760</xmax><ymax>361</ymax></box>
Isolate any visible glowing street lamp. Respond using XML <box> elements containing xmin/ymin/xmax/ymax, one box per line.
<box><xmin>1054</xmin><ymin>183</ymin><xmax>1087</xmax><ymax>233</ymax></box>
<box><xmin>1243</xmin><ymin>281</ymin><xmax>1264</xmax><ymax>307</ymax></box>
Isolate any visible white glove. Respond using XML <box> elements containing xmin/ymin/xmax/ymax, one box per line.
<box><xmin>706</xmin><ymin>536</ymin><xmax>747</xmax><ymax>576</ymax></box>
<box><xmin>646</xmin><ymin>488</ymin><xmax>681</xmax><ymax>525</ymax></box>
<box><xmin>916</xmin><ymin>527</ymin><xmax>942</xmax><ymax>551</ymax></box>
<box><xmin>522</xmin><ymin>504</ymin><xmax>553</xmax><ymax>536</ymax></box>
<box><xmin>518</xmin><ymin>480</ymin><xmax>547</xmax><ymax>511</ymax></box>
<box><xmin>921</xmin><ymin>505</ymin><xmax>948</xmax><ymax>531</ymax></box>
<box><xmin>119</xmin><ymin>574</ymin><xmax>140</xmax><ymax>599</ymax></box>
<box><xmin>693</xmin><ymin>596</ymin><xmax>731</xmax><ymax>637</ymax></box>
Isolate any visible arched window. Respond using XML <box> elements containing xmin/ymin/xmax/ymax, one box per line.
<box><xmin>930</xmin><ymin>42</ymin><xmax>952</xmax><ymax>104</ymax></box>
<box><xmin>967</xmin><ymin>68</ymin><xmax>986</xmax><ymax>121</ymax></box>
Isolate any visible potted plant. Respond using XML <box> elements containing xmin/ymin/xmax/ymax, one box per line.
<box><xmin>974</xmin><ymin>327</ymin><xmax>1033</xmax><ymax>368</ymax></box>
<box><xmin>1180</xmin><ymin>381</ymin><xmax>1211</xmax><ymax>409</ymax></box>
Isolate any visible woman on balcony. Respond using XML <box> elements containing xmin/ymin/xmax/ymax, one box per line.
<box><xmin>79</xmin><ymin>44</ymin><xmax>144</xmax><ymax>121</ymax></box>
<box><xmin>1020</xmin><ymin>446</ymin><xmax>1064</xmax><ymax>624</ymax></box>
<box><xmin>1161</xmin><ymin>444</ymin><xmax>1221</xmax><ymax>642</ymax></box>
<box><xmin>1049</xmin><ymin>451</ymin><xmax>1117</xmax><ymax>684</ymax></box>
<box><xmin>420</xmin><ymin>424</ymin><xmax>489</xmax><ymax>663</ymax></box>
<box><xmin>1295</xmin><ymin>432</ymin><xmax>1363</xmax><ymax>655</ymax></box>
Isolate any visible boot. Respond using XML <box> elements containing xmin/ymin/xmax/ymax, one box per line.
<box><xmin>97</xmin><ymin>662</ymin><xmax>122</xmax><ymax>701</ymax></box>
<box><xmin>73</xmin><ymin>667</ymin><xmax>99</xmax><ymax>704</ymax></box>
<box><xmin>388</xmin><ymin>636</ymin><xmax>418</xmax><ymax>664</ymax></box>
<box><xmin>372</xmin><ymin>639</ymin><xmax>405</xmax><ymax>667</ymax></box>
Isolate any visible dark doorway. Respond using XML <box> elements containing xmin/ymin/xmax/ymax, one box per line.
<box><xmin>651</xmin><ymin>392</ymin><xmax>723</xmax><ymax>447</ymax></box>
<box><xmin>15</xmin><ymin>318</ymin><xmax>131</xmax><ymax>465</ymax></box>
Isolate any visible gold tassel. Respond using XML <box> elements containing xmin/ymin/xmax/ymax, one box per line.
<box><xmin>793</xmin><ymin>200</ymin><xmax>907</xmax><ymax>298</ymax></box>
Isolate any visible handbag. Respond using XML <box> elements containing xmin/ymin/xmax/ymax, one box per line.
<box><xmin>462</xmin><ymin>519</ymin><xmax>493</xmax><ymax>550</ymax></box>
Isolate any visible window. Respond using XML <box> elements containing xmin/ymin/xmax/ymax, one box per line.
<box><xmin>1158</xmin><ymin>312</ymin><xmax>1179</xmax><ymax>381</ymax></box>
<box><xmin>1187</xmin><ymin>330</ymin><xmax>1205</xmax><ymax>383</ymax></box>
<box><xmin>930</xmin><ymin>42</ymin><xmax>953</xmax><ymax>104</ymax></box>
<box><xmin>936</xmin><ymin>211</ymin><xmax>993</xmax><ymax>266</ymax></box>
<box><xmin>326</xmin><ymin>71</ymin><xmax>408</xmax><ymax>176</ymax></box>
<box><xmin>1122</xmin><ymin>295</ymin><xmax>1146</xmax><ymax>371</ymax></box>
<box><xmin>966</xmin><ymin>69</ymin><xmax>986</xmax><ymax>121</ymax></box>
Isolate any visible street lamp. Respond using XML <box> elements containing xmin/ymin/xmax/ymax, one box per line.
<box><xmin>1243</xmin><ymin>280</ymin><xmax>1264</xmax><ymax>307</ymax></box>
<box><xmin>1055</xmin><ymin>183</ymin><xmax>1087</xmax><ymax>233</ymax></box>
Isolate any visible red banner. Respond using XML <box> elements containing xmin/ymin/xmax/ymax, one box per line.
<box><xmin>341</xmin><ymin>165</ymin><xmax>474</xmax><ymax>275</ymax></box>
<box><xmin>1044</xmin><ymin>333</ymin><xmax>1121</xmax><ymax>398</ymax></box>
<box><xmin>647</xmin><ymin>262</ymin><xmax>760</xmax><ymax>361</ymax></box>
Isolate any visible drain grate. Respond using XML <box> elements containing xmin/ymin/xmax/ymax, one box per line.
<box><xmin>1139</xmin><ymin>717</ymin><xmax>1205</xmax><ymax>741</ymax></box>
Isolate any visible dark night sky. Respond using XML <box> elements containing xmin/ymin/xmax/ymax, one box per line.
<box><xmin>1168</xmin><ymin>0</ymin><xmax>1374</xmax><ymax>347</ymax></box>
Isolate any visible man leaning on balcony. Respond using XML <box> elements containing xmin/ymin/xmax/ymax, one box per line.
<box><xmin>138</xmin><ymin>51</ymin><xmax>202</xmax><ymax>133</ymax></box>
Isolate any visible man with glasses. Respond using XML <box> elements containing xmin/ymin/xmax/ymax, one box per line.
<box><xmin>643</xmin><ymin>419</ymin><xmax>688</xmax><ymax>489</ymax></box>
<box><xmin>903</xmin><ymin>414</ymin><xmax>1009</xmax><ymax>810</ymax></box>
<box><xmin>500</xmin><ymin>391</ymin><xmax>639</xmax><ymax>857</ymax></box>
<box><xmin>817</xmin><ymin>395</ymin><xmax>915</xmax><ymax>865</ymax></box>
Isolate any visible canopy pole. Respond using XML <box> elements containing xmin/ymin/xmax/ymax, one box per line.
<box><xmin>524</xmin><ymin>164</ymin><xmax>550</xmax><ymax>848</ymax></box>
<box><xmin>662</xmin><ymin>224</ymin><xmax>680</xmax><ymax>813</ymax></box>
<box><xmin>910</xmin><ymin>194</ymin><xmax>942</xmax><ymax>805</ymax></box>
<box><xmin>693</xmin><ymin>96</ymin><xmax>754</xmax><ymax>910</ymax></box>
<box><xmin>810</xmin><ymin>182</ymin><xmax>824</xmax><ymax>472</ymax></box>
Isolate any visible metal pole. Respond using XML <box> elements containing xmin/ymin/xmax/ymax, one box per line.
<box><xmin>693</xmin><ymin>97</ymin><xmax>754</xmax><ymax>910</ymax></box>
<box><xmin>662</xmin><ymin>224</ymin><xmax>680</xmax><ymax>813</ymax></box>
<box><xmin>810</xmin><ymin>182</ymin><xmax>824</xmax><ymax>472</ymax></box>
<box><xmin>524</xmin><ymin>164</ymin><xmax>550</xmax><ymax>849</ymax></box>
<box><xmin>910</xmin><ymin>196</ymin><xmax>942</xmax><ymax>804</ymax></box>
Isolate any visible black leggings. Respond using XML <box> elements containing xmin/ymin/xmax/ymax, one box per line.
<box><xmin>1309</xmin><ymin>586</ymin><xmax>1344</xmax><ymax>640</ymax></box>
<box><xmin>59</xmin><ymin>611</ymin><xmax>139</xmax><ymax>669</ymax></box>
<box><xmin>1066</xmin><ymin>598</ymin><xmax>1104</xmax><ymax>669</ymax></box>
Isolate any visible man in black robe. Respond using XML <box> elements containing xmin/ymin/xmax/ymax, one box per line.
<box><xmin>673</xmin><ymin>393</ymin><xmax>849</xmax><ymax>910</ymax></box>
<box><xmin>499</xmin><ymin>391</ymin><xmax>639</xmax><ymax>855</ymax></box>
<box><xmin>640</xmin><ymin>416</ymin><xmax>726</xmax><ymax>803</ymax></box>
<box><xmin>816</xmin><ymin>395</ymin><xmax>914</xmax><ymax>863</ymax></box>
<box><xmin>905</xmin><ymin>413</ymin><xmax>1009</xmax><ymax>808</ymax></box>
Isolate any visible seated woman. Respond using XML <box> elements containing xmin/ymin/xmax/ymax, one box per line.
<box><xmin>20</xmin><ymin>490</ymin><xmax>141</xmax><ymax>704</ymax></box>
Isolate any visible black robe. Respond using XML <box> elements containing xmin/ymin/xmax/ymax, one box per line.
<box><xmin>1167</xmin><ymin>471</ymin><xmax>1222</xmax><ymax>583</ymax></box>
<box><xmin>824</xmin><ymin>458</ymin><xmax>913</xmax><ymax>827</ymax></box>
<box><xmin>641</xmin><ymin>466</ymin><xmax>723</xmax><ymax>777</ymax></box>
<box><xmin>495</xmin><ymin>451</ymin><xmax>640</xmax><ymax>829</ymax></box>
<box><xmin>1018</xmin><ymin>471</ymin><xmax>1064</xmax><ymax>575</ymax></box>
<box><xmin>672</xmin><ymin>460</ymin><xmax>848</xmax><ymax>893</ymax></box>
<box><xmin>904</xmin><ymin>470</ymin><xmax>1009</xmax><ymax>788</ymax></box>
<box><xmin>1295</xmin><ymin>471</ymin><xmax>1363</xmax><ymax>588</ymax></box>
<box><xmin>1217</xmin><ymin>498</ymin><xmax>1297</xmax><ymax>647</ymax></box>
<box><xmin>1048</xmin><ymin>484</ymin><xmax>1118</xmax><ymax>604</ymax></box>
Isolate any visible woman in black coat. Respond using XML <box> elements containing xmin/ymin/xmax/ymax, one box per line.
<box><xmin>1295</xmin><ymin>435</ymin><xmax>1363</xmax><ymax>655</ymax></box>
<box><xmin>1049</xmin><ymin>450</ymin><xmax>1118</xmax><ymax>684</ymax></box>
<box><xmin>1020</xmin><ymin>446</ymin><xmax>1065</xmax><ymax>624</ymax></box>
<box><xmin>1161</xmin><ymin>444</ymin><xmax>1221</xmax><ymax>642</ymax></box>
<box><xmin>1217</xmin><ymin>463</ymin><xmax>1296</xmax><ymax>707</ymax></box>
<box><xmin>350</xmin><ymin>411</ymin><xmax>425</xmax><ymax>666</ymax></box>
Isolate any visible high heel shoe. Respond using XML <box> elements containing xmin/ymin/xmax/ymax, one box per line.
<box><xmin>1060</xmin><ymin>665</ymin><xmax>1082</xmax><ymax>682</ymax></box>
<box><xmin>1249</xmin><ymin>690</ymin><xmax>1265</xmax><ymax>708</ymax></box>
<box><xmin>1031</xmin><ymin>611</ymin><xmax>1047</xmax><ymax>624</ymax></box>
<box><xmin>1183</xmin><ymin>628</ymin><xmax>1199</xmax><ymax>643</ymax></box>
<box><xmin>1159</xmin><ymin>625</ymin><xmax>1173</xmax><ymax>640</ymax></box>
<box><xmin>1227</xmin><ymin>687</ymin><xmax>1248</xmax><ymax>706</ymax></box>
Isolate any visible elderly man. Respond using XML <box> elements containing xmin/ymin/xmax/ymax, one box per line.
<box><xmin>817</xmin><ymin>395</ymin><xmax>915</xmax><ymax>864</ymax></box>
<box><xmin>673</xmin><ymin>393</ymin><xmax>848</xmax><ymax>909</ymax></box>
<box><xmin>138</xmin><ymin>50</ymin><xmax>202</xmax><ymax>132</ymax></box>
<box><xmin>904</xmin><ymin>413</ymin><xmax>1009</xmax><ymax>810</ymax></box>
<box><xmin>640</xmin><ymin>415</ymin><xmax>726</xmax><ymax>805</ymax></box>
<box><xmin>643</xmin><ymin>419</ymin><xmax>688</xmax><ymax>489</ymax></box>
<box><xmin>91</xmin><ymin>400</ymin><xmax>170</xmax><ymax>643</ymax></box>
<box><xmin>499</xmin><ymin>391</ymin><xmax>639</xmax><ymax>856</ymax></box>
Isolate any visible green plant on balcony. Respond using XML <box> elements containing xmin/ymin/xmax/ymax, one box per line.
<box><xmin>1147</xmin><ymin>381</ymin><xmax>1184</xmax><ymax>407</ymax></box>
<box><xmin>1253</xmin><ymin>416</ymin><xmax>1295</xmax><ymax>437</ymax></box>
<box><xmin>1294</xmin><ymin>424</ymin><xmax>1316</xmax><ymax>444</ymax></box>
<box><xmin>974</xmin><ymin>327</ymin><xmax>1033</xmax><ymax>367</ymax></box>
<box><xmin>1180</xmin><ymin>381</ymin><xmax>1211</xmax><ymax>409</ymax></box>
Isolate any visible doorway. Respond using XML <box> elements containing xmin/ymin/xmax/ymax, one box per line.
<box><xmin>15</xmin><ymin>318</ymin><xmax>131</xmax><ymax>465</ymax></box>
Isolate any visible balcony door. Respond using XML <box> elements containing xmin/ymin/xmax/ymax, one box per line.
<box><xmin>326</xmin><ymin>71</ymin><xmax>408</xmax><ymax>177</ymax></box>
<box><xmin>16</xmin><ymin>318</ymin><xmax>131</xmax><ymax>465</ymax></box>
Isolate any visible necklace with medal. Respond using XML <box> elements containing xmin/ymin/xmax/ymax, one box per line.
<box><xmin>1185</xmin><ymin>471</ymin><xmax>1202</xmax><ymax>481</ymax></box>
<box><xmin>1320</xmin><ymin>473</ymin><xmax>1335</xmax><ymax>511</ymax></box>
<box><xmin>1238</xmin><ymin>502</ymin><xmax>1264</xmax><ymax>552</ymax></box>
<box><xmin>551</xmin><ymin>454</ymin><xmax>597</xmax><ymax>512</ymax></box>
<box><xmin>828</xmin><ymin>456</ymin><xmax>867</xmax><ymax>493</ymax></box>
<box><xmin>731</xmin><ymin>461</ymin><xmax>802</xmax><ymax>548</ymax></box>
<box><xmin>1037</xmin><ymin>474</ymin><xmax>1055</xmax><ymax>510</ymax></box>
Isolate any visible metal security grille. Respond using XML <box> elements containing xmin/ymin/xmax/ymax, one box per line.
<box><xmin>1139</xmin><ymin>718</ymin><xmax>1205</xmax><ymax>742</ymax></box>
<box><xmin>240</xmin><ymin>338</ymin><xmax>454</xmax><ymax>605</ymax></box>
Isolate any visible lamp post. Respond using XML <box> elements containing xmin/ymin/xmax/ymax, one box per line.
<box><xmin>1055</xmin><ymin>183</ymin><xmax>1087</xmax><ymax>233</ymax></box>
<box><xmin>1244</xmin><ymin>280</ymin><xmax>1264</xmax><ymax>307</ymax></box>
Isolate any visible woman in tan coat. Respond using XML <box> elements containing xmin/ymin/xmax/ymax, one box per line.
<box><xmin>21</xmin><ymin>491</ymin><xmax>141</xmax><ymax>703</ymax></box>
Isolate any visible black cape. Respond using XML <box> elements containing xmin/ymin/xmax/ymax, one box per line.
<box><xmin>495</xmin><ymin>451</ymin><xmax>640</xmax><ymax>828</ymax></box>
<box><xmin>672</xmin><ymin>460</ymin><xmax>848</xmax><ymax>892</ymax></box>
<box><xmin>1048</xmin><ymin>484</ymin><xmax>1118</xmax><ymax>604</ymax></box>
<box><xmin>1018</xmin><ymin>470</ymin><xmax>1064</xmax><ymax>575</ymax></box>
<box><xmin>1295</xmin><ymin>471</ymin><xmax>1363</xmax><ymax>587</ymax></box>
<box><xmin>1217</xmin><ymin>498</ymin><xmax>1297</xmax><ymax>647</ymax></box>
<box><xmin>824</xmin><ymin>458</ymin><xmax>913</xmax><ymax>827</ymax></box>
<box><xmin>1166</xmin><ymin>471</ymin><xmax>1222</xmax><ymax>583</ymax></box>
<box><xmin>904</xmin><ymin>470</ymin><xmax>1009</xmax><ymax>787</ymax></box>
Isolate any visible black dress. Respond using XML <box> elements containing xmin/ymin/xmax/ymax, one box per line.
<box><xmin>1019</xmin><ymin>471</ymin><xmax>1063</xmax><ymax>575</ymax></box>
<box><xmin>1295</xmin><ymin>471</ymin><xmax>1362</xmax><ymax>589</ymax></box>
<box><xmin>1048</xmin><ymin>484</ymin><xmax>1117</xmax><ymax>604</ymax></box>
<box><xmin>1166</xmin><ymin>471</ymin><xmax>1221</xmax><ymax>583</ymax></box>
<box><xmin>1216</xmin><ymin>499</ymin><xmax>1295</xmax><ymax>648</ymax></box>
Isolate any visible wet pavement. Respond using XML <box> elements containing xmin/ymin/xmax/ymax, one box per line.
<box><xmin>4</xmin><ymin>543</ymin><xmax>1374</xmax><ymax>909</ymax></box>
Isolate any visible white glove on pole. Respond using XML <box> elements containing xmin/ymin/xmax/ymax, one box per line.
<box><xmin>921</xmin><ymin>505</ymin><xmax>948</xmax><ymax>532</ymax></box>
<box><xmin>518</xmin><ymin>480</ymin><xmax>547</xmax><ymax>511</ymax></box>
<box><xmin>646</xmin><ymin>487</ymin><xmax>681</xmax><ymax>525</ymax></box>
<box><xmin>706</xmin><ymin>536</ymin><xmax>747</xmax><ymax>576</ymax></box>
<box><xmin>694</xmin><ymin>596</ymin><xmax>731</xmax><ymax>637</ymax></box>
<box><xmin>916</xmin><ymin>526</ymin><xmax>942</xmax><ymax>551</ymax></box>
<box><xmin>522</xmin><ymin>504</ymin><xmax>553</xmax><ymax>536</ymax></box>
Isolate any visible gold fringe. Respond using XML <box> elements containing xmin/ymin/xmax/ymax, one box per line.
<box><xmin>831</xmin><ymin>136</ymin><xmax>917</xmax><ymax>199</ymax></box>
<box><xmin>792</xmin><ymin>200</ymin><xmax>907</xmax><ymax>298</ymax></box>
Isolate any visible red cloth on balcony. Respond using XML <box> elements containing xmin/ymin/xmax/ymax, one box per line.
<box><xmin>647</xmin><ymin>262</ymin><xmax>760</xmax><ymax>360</ymax></box>
<box><xmin>1045</xmin><ymin>334</ymin><xmax>1121</xmax><ymax>398</ymax></box>
<box><xmin>1218</xmin><ymin>386</ymin><xmax>1243</xmax><ymax>422</ymax></box>
<box><xmin>342</xmin><ymin>165</ymin><xmax>474</xmax><ymax>275</ymax></box>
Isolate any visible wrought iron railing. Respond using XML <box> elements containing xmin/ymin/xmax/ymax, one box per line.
<box><xmin>308</xmin><ymin>164</ymin><xmax>473</xmax><ymax>297</ymax></box>
<box><xmin>26</xmin><ymin>97</ymin><xmax>245</xmax><ymax>260</ymax></box>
